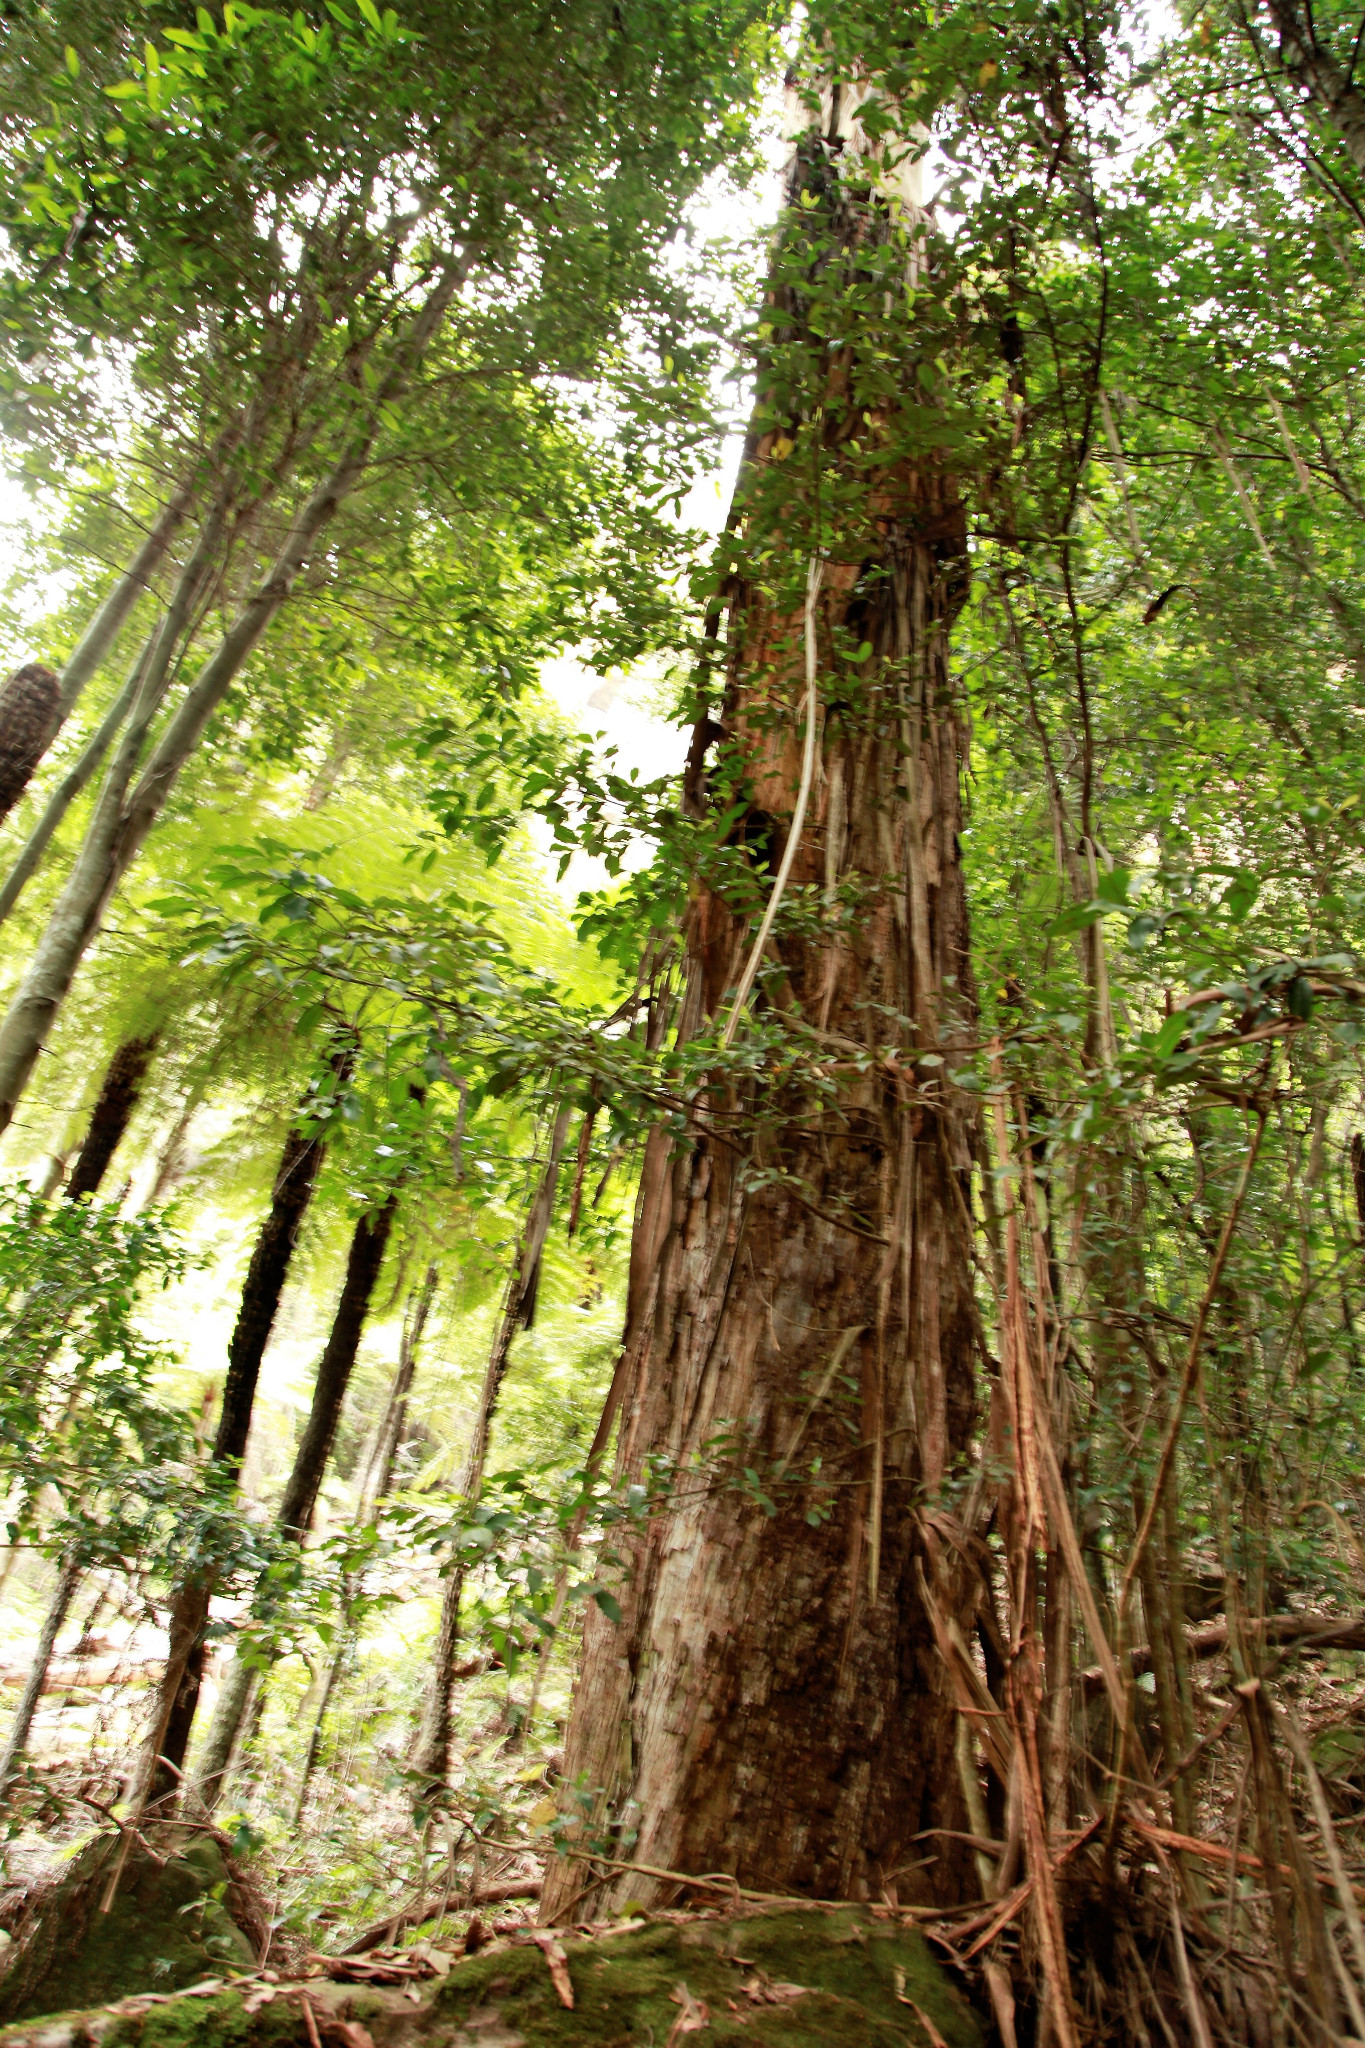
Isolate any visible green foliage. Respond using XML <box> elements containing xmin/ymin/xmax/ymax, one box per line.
<box><xmin>0</xmin><ymin>1184</ymin><xmax>192</xmax><ymax>1550</ymax></box>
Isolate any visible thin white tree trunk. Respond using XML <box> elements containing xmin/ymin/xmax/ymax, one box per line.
<box><xmin>413</xmin><ymin>1108</ymin><xmax>571</xmax><ymax>1786</ymax></box>
<box><xmin>0</xmin><ymin>258</ymin><xmax>467</xmax><ymax>1137</ymax></box>
<box><xmin>0</xmin><ymin>1550</ymin><xmax>80</xmax><ymax>1792</ymax></box>
<box><xmin>54</xmin><ymin>489</ymin><xmax>194</xmax><ymax>720</ymax></box>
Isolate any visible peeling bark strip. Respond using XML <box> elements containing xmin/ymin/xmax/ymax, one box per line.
<box><xmin>0</xmin><ymin>665</ymin><xmax>60</xmax><ymax>824</ymax></box>
<box><xmin>65</xmin><ymin>1033</ymin><xmax>160</xmax><ymax>1201</ymax></box>
<box><xmin>544</xmin><ymin>124</ymin><xmax>979</xmax><ymax>1916</ymax></box>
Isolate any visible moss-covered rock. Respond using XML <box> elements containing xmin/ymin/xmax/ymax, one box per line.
<box><xmin>0</xmin><ymin>1907</ymin><xmax>981</xmax><ymax>2048</ymax></box>
<box><xmin>0</xmin><ymin>1834</ymin><xmax>257</xmax><ymax>2023</ymax></box>
<box><xmin>428</xmin><ymin>1907</ymin><xmax>981</xmax><ymax>2046</ymax></box>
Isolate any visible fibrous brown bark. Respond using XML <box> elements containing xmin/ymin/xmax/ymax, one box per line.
<box><xmin>0</xmin><ymin>666</ymin><xmax>60</xmax><ymax>824</ymax></box>
<box><xmin>544</xmin><ymin>131</ymin><xmax>979</xmax><ymax>1916</ymax></box>
<box><xmin>65</xmin><ymin>1033</ymin><xmax>160</xmax><ymax>1201</ymax></box>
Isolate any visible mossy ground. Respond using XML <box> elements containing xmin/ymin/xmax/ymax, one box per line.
<box><xmin>0</xmin><ymin>1908</ymin><xmax>982</xmax><ymax>2048</ymax></box>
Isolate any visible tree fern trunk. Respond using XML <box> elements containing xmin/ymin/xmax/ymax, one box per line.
<box><xmin>65</xmin><ymin>1034</ymin><xmax>160</xmax><ymax>1202</ymax></box>
<box><xmin>181</xmin><ymin>1192</ymin><xmax>398</xmax><ymax>1799</ymax></box>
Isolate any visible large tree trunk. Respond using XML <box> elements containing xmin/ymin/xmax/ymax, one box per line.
<box><xmin>413</xmin><ymin>1108</ymin><xmax>572</xmax><ymax>1788</ymax></box>
<box><xmin>65</xmin><ymin>1033</ymin><xmax>160</xmax><ymax>1201</ymax></box>
<box><xmin>184</xmin><ymin>1191</ymin><xmax>398</xmax><ymax>1800</ymax></box>
<box><xmin>543</xmin><ymin>122</ymin><xmax>979</xmax><ymax>1917</ymax></box>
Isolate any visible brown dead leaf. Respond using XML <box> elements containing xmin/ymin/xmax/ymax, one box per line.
<box><xmin>665</xmin><ymin>1981</ymin><xmax>710</xmax><ymax>2043</ymax></box>
<box><xmin>742</xmin><ymin>1974</ymin><xmax>807</xmax><ymax>2006</ymax></box>
<box><xmin>531</xmin><ymin>1932</ymin><xmax>574</xmax><ymax>2010</ymax></box>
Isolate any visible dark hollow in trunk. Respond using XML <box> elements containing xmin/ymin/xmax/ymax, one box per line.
<box><xmin>0</xmin><ymin>665</ymin><xmax>60</xmax><ymax>823</ymax></box>
<box><xmin>66</xmin><ymin>1034</ymin><xmax>160</xmax><ymax>1201</ymax></box>
<box><xmin>544</xmin><ymin>135</ymin><xmax>979</xmax><ymax>1917</ymax></box>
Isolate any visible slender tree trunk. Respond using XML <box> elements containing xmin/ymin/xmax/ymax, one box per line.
<box><xmin>414</xmin><ymin>1110</ymin><xmax>572</xmax><ymax>1788</ymax></box>
<box><xmin>142</xmin><ymin>1088</ymin><xmax>203</xmax><ymax>1209</ymax></box>
<box><xmin>0</xmin><ymin>506</ymin><xmax>226</xmax><ymax>1136</ymax></box>
<box><xmin>0</xmin><ymin>257</ymin><xmax>467</xmax><ymax>1140</ymax></box>
<box><xmin>275</xmin><ymin>1193</ymin><xmax>399</xmax><ymax>1538</ymax></box>
<box><xmin>53</xmin><ymin>490</ymin><xmax>194</xmax><ymax>723</ymax></box>
<box><xmin>0</xmin><ymin>491</ymin><xmax>191</xmax><ymax>829</ymax></box>
<box><xmin>292</xmin><ymin>1265</ymin><xmax>438</xmax><ymax>1822</ymax></box>
<box><xmin>0</xmin><ymin>666</ymin><xmax>60</xmax><ymax>824</ymax></box>
<box><xmin>543</xmin><ymin>124</ymin><xmax>979</xmax><ymax>1918</ymax></box>
<box><xmin>65</xmin><ymin>1033</ymin><xmax>160</xmax><ymax>1201</ymax></box>
<box><xmin>186</xmin><ymin>1191</ymin><xmax>399</xmax><ymax>1800</ymax></box>
<box><xmin>215</xmin><ymin>1059</ymin><xmax>351</xmax><ymax>1470</ymax></box>
<box><xmin>0</xmin><ymin>1551</ymin><xmax>80</xmax><ymax>1791</ymax></box>
<box><xmin>132</xmin><ymin>1059</ymin><xmax>345</xmax><ymax>1809</ymax></box>
<box><xmin>362</xmin><ymin>1262</ymin><xmax>438</xmax><ymax>1513</ymax></box>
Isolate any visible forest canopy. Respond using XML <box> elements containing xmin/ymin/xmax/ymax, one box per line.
<box><xmin>0</xmin><ymin>0</ymin><xmax>1364</xmax><ymax>2041</ymax></box>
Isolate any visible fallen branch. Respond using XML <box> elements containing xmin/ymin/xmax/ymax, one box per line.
<box><xmin>1082</xmin><ymin>1611</ymin><xmax>1365</xmax><ymax>1693</ymax></box>
<box><xmin>341</xmin><ymin>1877</ymin><xmax>540</xmax><ymax>1955</ymax></box>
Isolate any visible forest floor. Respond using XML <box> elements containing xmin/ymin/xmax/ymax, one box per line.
<box><xmin>0</xmin><ymin>1891</ymin><xmax>985</xmax><ymax>2048</ymax></box>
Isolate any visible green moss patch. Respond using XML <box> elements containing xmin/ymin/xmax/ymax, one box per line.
<box><xmin>430</xmin><ymin>1909</ymin><xmax>981</xmax><ymax>2047</ymax></box>
<box><xmin>0</xmin><ymin>1907</ymin><xmax>981</xmax><ymax>2048</ymax></box>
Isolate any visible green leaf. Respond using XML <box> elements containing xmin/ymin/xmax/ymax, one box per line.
<box><xmin>1049</xmin><ymin>900</ymin><xmax>1105</xmax><ymax>936</ymax></box>
<box><xmin>593</xmin><ymin>1589</ymin><xmax>622</xmax><ymax>1624</ymax></box>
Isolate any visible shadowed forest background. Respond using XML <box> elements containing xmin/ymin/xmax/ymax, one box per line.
<box><xmin>1</xmin><ymin>0</ymin><xmax>1365</xmax><ymax>2040</ymax></box>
